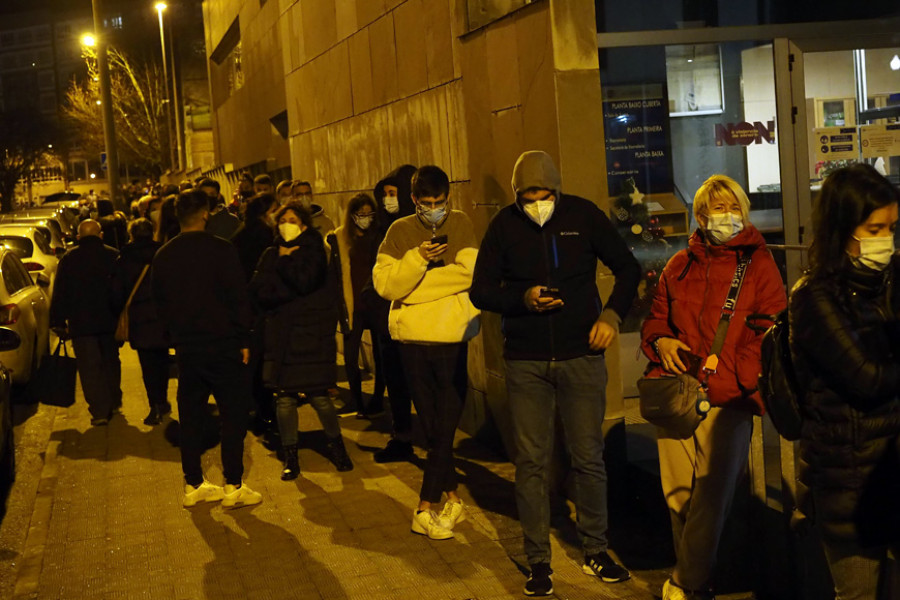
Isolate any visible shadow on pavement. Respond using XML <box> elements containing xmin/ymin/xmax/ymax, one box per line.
<box><xmin>188</xmin><ymin>504</ymin><xmax>347</xmax><ymax>599</ymax></box>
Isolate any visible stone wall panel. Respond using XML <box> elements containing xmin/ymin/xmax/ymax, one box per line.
<box><xmin>394</xmin><ymin>0</ymin><xmax>429</xmax><ymax>98</ymax></box>
<box><xmin>301</xmin><ymin>0</ymin><xmax>338</xmax><ymax>61</ymax></box>
<box><xmin>423</xmin><ymin>0</ymin><xmax>455</xmax><ymax>88</ymax></box>
<box><xmin>369</xmin><ymin>15</ymin><xmax>400</xmax><ymax>106</ymax></box>
<box><xmin>348</xmin><ymin>29</ymin><xmax>376</xmax><ymax>115</ymax></box>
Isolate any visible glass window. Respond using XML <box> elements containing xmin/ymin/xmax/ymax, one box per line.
<box><xmin>1</xmin><ymin>254</ymin><xmax>29</xmax><ymax>295</ymax></box>
<box><xmin>0</xmin><ymin>236</ymin><xmax>34</xmax><ymax>260</ymax></box>
<box><xmin>601</xmin><ymin>41</ymin><xmax>784</xmax><ymax>394</ymax></box>
<box><xmin>32</xmin><ymin>229</ymin><xmax>53</xmax><ymax>255</ymax></box>
<box><xmin>804</xmin><ymin>47</ymin><xmax>900</xmax><ymax>188</ymax></box>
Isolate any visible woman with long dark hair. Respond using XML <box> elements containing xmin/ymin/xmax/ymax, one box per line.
<box><xmin>329</xmin><ymin>193</ymin><xmax>384</xmax><ymax>417</ymax></box>
<box><xmin>249</xmin><ymin>202</ymin><xmax>353</xmax><ymax>479</ymax></box>
<box><xmin>789</xmin><ymin>163</ymin><xmax>900</xmax><ymax>599</ymax></box>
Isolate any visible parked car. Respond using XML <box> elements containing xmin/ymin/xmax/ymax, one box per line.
<box><xmin>0</xmin><ymin>225</ymin><xmax>59</xmax><ymax>298</ymax></box>
<box><xmin>6</xmin><ymin>207</ymin><xmax>78</xmax><ymax>243</ymax></box>
<box><xmin>0</xmin><ymin>214</ymin><xmax>69</xmax><ymax>253</ymax></box>
<box><xmin>0</xmin><ymin>364</ymin><xmax>13</xmax><ymax>512</ymax></box>
<box><xmin>0</xmin><ymin>248</ymin><xmax>50</xmax><ymax>385</ymax></box>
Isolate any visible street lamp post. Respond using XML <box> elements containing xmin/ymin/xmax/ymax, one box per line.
<box><xmin>89</xmin><ymin>0</ymin><xmax>122</xmax><ymax>211</ymax></box>
<box><xmin>155</xmin><ymin>2</ymin><xmax>177</xmax><ymax>173</ymax></box>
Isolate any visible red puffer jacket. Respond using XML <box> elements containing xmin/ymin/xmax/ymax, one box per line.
<box><xmin>640</xmin><ymin>224</ymin><xmax>787</xmax><ymax>414</ymax></box>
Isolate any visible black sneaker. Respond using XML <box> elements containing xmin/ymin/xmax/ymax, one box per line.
<box><xmin>582</xmin><ymin>551</ymin><xmax>630</xmax><ymax>583</ymax></box>
<box><xmin>524</xmin><ymin>562</ymin><xmax>553</xmax><ymax>596</ymax></box>
<box><xmin>373</xmin><ymin>439</ymin><xmax>414</xmax><ymax>463</ymax></box>
<box><xmin>143</xmin><ymin>407</ymin><xmax>162</xmax><ymax>426</ymax></box>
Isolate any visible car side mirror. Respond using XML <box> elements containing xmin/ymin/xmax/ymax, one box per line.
<box><xmin>36</xmin><ymin>273</ymin><xmax>51</xmax><ymax>288</ymax></box>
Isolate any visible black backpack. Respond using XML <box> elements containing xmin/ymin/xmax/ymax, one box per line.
<box><xmin>755</xmin><ymin>309</ymin><xmax>805</xmax><ymax>441</ymax></box>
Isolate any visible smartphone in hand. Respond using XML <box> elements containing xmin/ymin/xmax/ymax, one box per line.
<box><xmin>430</xmin><ymin>234</ymin><xmax>448</xmax><ymax>245</ymax></box>
<box><xmin>677</xmin><ymin>348</ymin><xmax>704</xmax><ymax>378</ymax></box>
<box><xmin>539</xmin><ymin>287</ymin><xmax>562</xmax><ymax>300</ymax></box>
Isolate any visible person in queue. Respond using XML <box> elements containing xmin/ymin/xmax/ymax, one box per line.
<box><xmin>368</xmin><ymin>165</ymin><xmax>418</xmax><ymax>463</ymax></box>
<box><xmin>329</xmin><ymin>193</ymin><xmax>385</xmax><ymax>418</ymax></box>
<box><xmin>788</xmin><ymin>163</ymin><xmax>900</xmax><ymax>600</ymax></box>
<box><xmin>471</xmin><ymin>151</ymin><xmax>640</xmax><ymax>595</ymax></box>
<box><xmin>111</xmin><ymin>218</ymin><xmax>171</xmax><ymax>425</ymax></box>
<box><xmin>291</xmin><ymin>180</ymin><xmax>335</xmax><ymax>235</ymax></box>
<box><xmin>249</xmin><ymin>201</ymin><xmax>353</xmax><ymax>479</ymax></box>
<box><xmin>640</xmin><ymin>175</ymin><xmax>786</xmax><ymax>600</ymax></box>
<box><xmin>152</xmin><ymin>190</ymin><xmax>261</xmax><ymax>509</ymax></box>
<box><xmin>372</xmin><ymin>165</ymin><xmax>480</xmax><ymax>540</ymax></box>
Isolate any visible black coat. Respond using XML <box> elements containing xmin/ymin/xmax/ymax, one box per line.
<box><xmin>50</xmin><ymin>236</ymin><xmax>119</xmax><ymax>337</ymax></box>
<box><xmin>232</xmin><ymin>218</ymin><xmax>274</xmax><ymax>283</ymax></box>
<box><xmin>471</xmin><ymin>194</ymin><xmax>641</xmax><ymax>360</ymax></box>
<box><xmin>790</xmin><ymin>258</ymin><xmax>900</xmax><ymax>546</ymax></box>
<box><xmin>249</xmin><ymin>228</ymin><xmax>337</xmax><ymax>395</ymax></box>
<box><xmin>111</xmin><ymin>240</ymin><xmax>167</xmax><ymax>349</ymax></box>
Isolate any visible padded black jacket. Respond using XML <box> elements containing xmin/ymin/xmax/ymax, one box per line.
<box><xmin>789</xmin><ymin>257</ymin><xmax>900</xmax><ymax>545</ymax></box>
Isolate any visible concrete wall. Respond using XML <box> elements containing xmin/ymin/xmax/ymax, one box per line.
<box><xmin>203</xmin><ymin>0</ymin><xmax>623</xmax><ymax>457</ymax></box>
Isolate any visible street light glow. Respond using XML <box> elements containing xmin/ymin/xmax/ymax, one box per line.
<box><xmin>81</xmin><ymin>34</ymin><xmax>96</xmax><ymax>47</ymax></box>
<box><xmin>155</xmin><ymin>3</ymin><xmax>167</xmax><ymax>12</ymax></box>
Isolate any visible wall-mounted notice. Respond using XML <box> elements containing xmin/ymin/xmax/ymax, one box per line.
<box><xmin>814</xmin><ymin>126</ymin><xmax>859</xmax><ymax>162</ymax></box>
<box><xmin>860</xmin><ymin>124</ymin><xmax>900</xmax><ymax>159</ymax></box>
<box><xmin>603</xmin><ymin>84</ymin><xmax>673</xmax><ymax>197</ymax></box>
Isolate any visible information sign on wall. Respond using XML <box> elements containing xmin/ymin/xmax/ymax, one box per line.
<box><xmin>603</xmin><ymin>85</ymin><xmax>673</xmax><ymax>197</ymax></box>
<box><xmin>813</xmin><ymin>126</ymin><xmax>859</xmax><ymax>161</ymax></box>
<box><xmin>859</xmin><ymin>124</ymin><xmax>900</xmax><ymax>159</ymax></box>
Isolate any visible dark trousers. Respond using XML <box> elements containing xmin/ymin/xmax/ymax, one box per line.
<box><xmin>72</xmin><ymin>334</ymin><xmax>121</xmax><ymax>420</ymax></box>
<box><xmin>399</xmin><ymin>342</ymin><xmax>467</xmax><ymax>504</ymax></box>
<box><xmin>379</xmin><ymin>334</ymin><xmax>411</xmax><ymax>438</ymax></box>
<box><xmin>343</xmin><ymin>310</ymin><xmax>384</xmax><ymax>411</ymax></box>
<box><xmin>249</xmin><ymin>323</ymin><xmax>274</xmax><ymax>423</ymax></box>
<box><xmin>175</xmin><ymin>346</ymin><xmax>250</xmax><ymax>487</ymax></box>
<box><xmin>136</xmin><ymin>347</ymin><xmax>170</xmax><ymax>410</ymax></box>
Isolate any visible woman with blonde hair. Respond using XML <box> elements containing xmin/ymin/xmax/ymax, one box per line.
<box><xmin>640</xmin><ymin>174</ymin><xmax>786</xmax><ymax>599</ymax></box>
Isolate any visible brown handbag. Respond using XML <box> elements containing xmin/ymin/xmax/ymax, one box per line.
<box><xmin>115</xmin><ymin>265</ymin><xmax>150</xmax><ymax>343</ymax></box>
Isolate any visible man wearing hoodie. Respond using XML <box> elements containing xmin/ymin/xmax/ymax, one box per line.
<box><xmin>373</xmin><ymin>165</ymin><xmax>480</xmax><ymax>540</ymax></box>
<box><xmin>471</xmin><ymin>151</ymin><xmax>641</xmax><ymax>596</ymax></box>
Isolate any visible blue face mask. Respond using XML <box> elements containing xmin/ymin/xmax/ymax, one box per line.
<box><xmin>417</xmin><ymin>204</ymin><xmax>447</xmax><ymax>226</ymax></box>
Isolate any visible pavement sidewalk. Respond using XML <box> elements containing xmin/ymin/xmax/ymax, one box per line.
<box><xmin>4</xmin><ymin>345</ymin><xmax>666</xmax><ymax>600</ymax></box>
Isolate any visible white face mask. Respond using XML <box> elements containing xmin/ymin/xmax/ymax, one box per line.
<box><xmin>523</xmin><ymin>199</ymin><xmax>555</xmax><ymax>227</ymax></box>
<box><xmin>383</xmin><ymin>195</ymin><xmax>399</xmax><ymax>214</ymax></box>
<box><xmin>278</xmin><ymin>222</ymin><xmax>302</xmax><ymax>242</ymax></box>
<box><xmin>352</xmin><ymin>214</ymin><xmax>373</xmax><ymax>231</ymax></box>
<box><xmin>853</xmin><ymin>235</ymin><xmax>895</xmax><ymax>271</ymax></box>
<box><xmin>705</xmin><ymin>213</ymin><xmax>744</xmax><ymax>244</ymax></box>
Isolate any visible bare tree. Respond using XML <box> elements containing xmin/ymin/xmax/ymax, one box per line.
<box><xmin>63</xmin><ymin>46</ymin><xmax>171</xmax><ymax>176</ymax></box>
<box><xmin>0</xmin><ymin>108</ymin><xmax>58</xmax><ymax>213</ymax></box>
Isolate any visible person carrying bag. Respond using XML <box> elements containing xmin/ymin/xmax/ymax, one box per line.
<box><xmin>639</xmin><ymin>175</ymin><xmax>786</xmax><ymax>600</ymax></box>
<box><xmin>638</xmin><ymin>251</ymin><xmax>751</xmax><ymax>439</ymax></box>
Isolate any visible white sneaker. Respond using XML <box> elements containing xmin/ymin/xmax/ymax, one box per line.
<box><xmin>411</xmin><ymin>509</ymin><xmax>453</xmax><ymax>540</ymax></box>
<box><xmin>437</xmin><ymin>500</ymin><xmax>466</xmax><ymax>530</ymax></box>
<box><xmin>182</xmin><ymin>481</ymin><xmax>225</xmax><ymax>507</ymax></box>
<box><xmin>222</xmin><ymin>483</ymin><xmax>263</xmax><ymax>509</ymax></box>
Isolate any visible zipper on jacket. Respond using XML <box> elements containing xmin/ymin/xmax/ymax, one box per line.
<box><xmin>542</xmin><ymin>228</ymin><xmax>556</xmax><ymax>360</ymax></box>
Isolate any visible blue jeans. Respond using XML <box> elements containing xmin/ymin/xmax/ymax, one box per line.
<box><xmin>506</xmin><ymin>355</ymin><xmax>609</xmax><ymax>564</ymax></box>
<box><xmin>275</xmin><ymin>394</ymin><xmax>341</xmax><ymax>446</ymax></box>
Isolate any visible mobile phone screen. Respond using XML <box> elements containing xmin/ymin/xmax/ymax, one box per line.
<box><xmin>431</xmin><ymin>234</ymin><xmax>448</xmax><ymax>245</ymax></box>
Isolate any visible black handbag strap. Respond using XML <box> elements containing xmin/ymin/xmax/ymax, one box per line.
<box><xmin>53</xmin><ymin>339</ymin><xmax>70</xmax><ymax>358</ymax></box>
<box><xmin>705</xmin><ymin>249</ymin><xmax>753</xmax><ymax>372</ymax></box>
